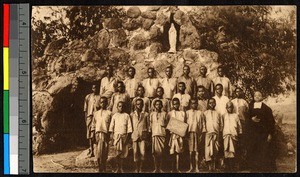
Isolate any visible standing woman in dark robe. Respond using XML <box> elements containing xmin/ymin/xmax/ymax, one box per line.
<box><xmin>246</xmin><ymin>91</ymin><xmax>276</xmax><ymax>172</ymax></box>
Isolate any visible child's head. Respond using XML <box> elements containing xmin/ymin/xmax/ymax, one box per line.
<box><xmin>190</xmin><ymin>99</ymin><xmax>198</xmax><ymax>110</ymax></box>
<box><xmin>156</xmin><ymin>87</ymin><xmax>164</xmax><ymax>98</ymax></box>
<box><xmin>135</xmin><ymin>98</ymin><xmax>144</xmax><ymax>112</ymax></box>
<box><xmin>197</xmin><ymin>85</ymin><xmax>206</xmax><ymax>99</ymax></box>
<box><xmin>217</xmin><ymin>66</ymin><xmax>224</xmax><ymax>77</ymax></box>
<box><xmin>99</xmin><ymin>96</ymin><xmax>108</xmax><ymax>109</ymax></box>
<box><xmin>178</xmin><ymin>82</ymin><xmax>186</xmax><ymax>94</ymax></box>
<box><xmin>226</xmin><ymin>101</ymin><xmax>234</xmax><ymax>113</ymax></box>
<box><xmin>215</xmin><ymin>84</ymin><xmax>223</xmax><ymax>96</ymax></box>
<box><xmin>147</xmin><ymin>67</ymin><xmax>155</xmax><ymax>78</ymax></box>
<box><xmin>91</xmin><ymin>84</ymin><xmax>97</xmax><ymax>94</ymax></box>
<box><xmin>117</xmin><ymin>101</ymin><xmax>125</xmax><ymax>113</ymax></box>
<box><xmin>208</xmin><ymin>98</ymin><xmax>216</xmax><ymax>110</ymax></box>
<box><xmin>199</xmin><ymin>65</ymin><xmax>207</xmax><ymax>76</ymax></box>
<box><xmin>235</xmin><ymin>87</ymin><xmax>243</xmax><ymax>98</ymax></box>
<box><xmin>172</xmin><ymin>98</ymin><xmax>180</xmax><ymax>110</ymax></box>
<box><xmin>154</xmin><ymin>99</ymin><xmax>163</xmax><ymax>112</ymax></box>
<box><xmin>128</xmin><ymin>67</ymin><xmax>136</xmax><ymax>78</ymax></box>
<box><xmin>183</xmin><ymin>65</ymin><xmax>190</xmax><ymax>76</ymax></box>
<box><xmin>106</xmin><ymin>65</ymin><xmax>114</xmax><ymax>76</ymax></box>
<box><xmin>116</xmin><ymin>81</ymin><xmax>125</xmax><ymax>93</ymax></box>
<box><xmin>165</xmin><ymin>65</ymin><xmax>173</xmax><ymax>78</ymax></box>
<box><xmin>253</xmin><ymin>91</ymin><xmax>263</xmax><ymax>102</ymax></box>
<box><xmin>136</xmin><ymin>85</ymin><xmax>145</xmax><ymax>97</ymax></box>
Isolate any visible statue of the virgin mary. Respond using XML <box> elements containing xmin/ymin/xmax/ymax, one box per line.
<box><xmin>168</xmin><ymin>23</ymin><xmax>177</xmax><ymax>53</ymax></box>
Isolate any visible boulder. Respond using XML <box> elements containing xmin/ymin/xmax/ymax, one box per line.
<box><xmin>142</xmin><ymin>19</ymin><xmax>154</xmax><ymax>30</ymax></box>
<box><xmin>109</xmin><ymin>28</ymin><xmax>127</xmax><ymax>47</ymax></box>
<box><xmin>76</xmin><ymin>66</ymin><xmax>105</xmax><ymax>82</ymax></box>
<box><xmin>81</xmin><ymin>49</ymin><xmax>96</xmax><ymax>62</ymax></box>
<box><xmin>179</xmin><ymin>23</ymin><xmax>201</xmax><ymax>49</ymax></box>
<box><xmin>122</xmin><ymin>18</ymin><xmax>142</xmax><ymax>31</ymax></box>
<box><xmin>108</xmin><ymin>47</ymin><xmax>130</xmax><ymax>65</ymax></box>
<box><xmin>174</xmin><ymin>10</ymin><xmax>190</xmax><ymax>26</ymax></box>
<box><xmin>46</xmin><ymin>73</ymin><xmax>77</xmax><ymax>96</ymax></box>
<box><xmin>128</xmin><ymin>34</ymin><xmax>149</xmax><ymax>50</ymax></box>
<box><xmin>44</xmin><ymin>38</ymin><xmax>67</xmax><ymax>55</ymax></box>
<box><xmin>149</xmin><ymin>25</ymin><xmax>162</xmax><ymax>40</ymax></box>
<box><xmin>132</xmin><ymin>52</ymin><xmax>146</xmax><ymax>64</ymax></box>
<box><xmin>127</xmin><ymin>7</ymin><xmax>141</xmax><ymax>18</ymax></box>
<box><xmin>148</xmin><ymin>42</ymin><xmax>162</xmax><ymax>58</ymax></box>
<box><xmin>102</xmin><ymin>18</ymin><xmax>122</xmax><ymax>29</ymax></box>
<box><xmin>155</xmin><ymin>9</ymin><xmax>170</xmax><ymax>26</ymax></box>
<box><xmin>90</xmin><ymin>29</ymin><xmax>110</xmax><ymax>50</ymax></box>
<box><xmin>141</xmin><ymin>10</ymin><xmax>157</xmax><ymax>20</ymax></box>
<box><xmin>146</xmin><ymin>6</ymin><xmax>161</xmax><ymax>11</ymax></box>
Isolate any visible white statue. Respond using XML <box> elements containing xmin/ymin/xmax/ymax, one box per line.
<box><xmin>168</xmin><ymin>23</ymin><xmax>177</xmax><ymax>53</ymax></box>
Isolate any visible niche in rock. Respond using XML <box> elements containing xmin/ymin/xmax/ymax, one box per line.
<box><xmin>161</xmin><ymin>13</ymin><xmax>181</xmax><ymax>52</ymax></box>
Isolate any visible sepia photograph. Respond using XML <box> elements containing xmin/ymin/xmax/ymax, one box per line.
<box><xmin>31</xmin><ymin>5</ymin><xmax>296</xmax><ymax>173</ymax></box>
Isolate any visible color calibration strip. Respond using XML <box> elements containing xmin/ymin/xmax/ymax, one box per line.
<box><xmin>3</xmin><ymin>4</ymin><xmax>30</xmax><ymax>175</ymax></box>
<box><xmin>3</xmin><ymin>4</ymin><xmax>10</xmax><ymax>175</ymax></box>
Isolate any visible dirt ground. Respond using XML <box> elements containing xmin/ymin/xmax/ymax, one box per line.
<box><xmin>33</xmin><ymin>93</ymin><xmax>297</xmax><ymax>173</ymax></box>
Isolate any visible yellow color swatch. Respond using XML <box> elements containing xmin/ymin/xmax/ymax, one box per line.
<box><xmin>3</xmin><ymin>47</ymin><xmax>9</xmax><ymax>90</ymax></box>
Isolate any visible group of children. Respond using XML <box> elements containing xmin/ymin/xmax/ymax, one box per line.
<box><xmin>84</xmin><ymin>64</ymin><xmax>248</xmax><ymax>173</ymax></box>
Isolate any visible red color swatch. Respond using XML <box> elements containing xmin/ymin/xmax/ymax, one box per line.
<box><xmin>3</xmin><ymin>4</ymin><xmax>10</xmax><ymax>47</ymax></box>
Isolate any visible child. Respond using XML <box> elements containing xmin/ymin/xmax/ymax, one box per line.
<box><xmin>142</xmin><ymin>67</ymin><xmax>160</xmax><ymax>101</ymax></box>
<box><xmin>92</xmin><ymin>97</ymin><xmax>112</xmax><ymax>172</ymax></box>
<box><xmin>151</xmin><ymin>87</ymin><xmax>170</xmax><ymax>112</ymax></box>
<box><xmin>84</xmin><ymin>84</ymin><xmax>100</xmax><ymax>157</ymax></box>
<box><xmin>221</xmin><ymin>101</ymin><xmax>242</xmax><ymax>171</ymax></box>
<box><xmin>99</xmin><ymin>65</ymin><xmax>118</xmax><ymax>100</ymax></box>
<box><xmin>160</xmin><ymin>65</ymin><xmax>178</xmax><ymax>100</ymax></box>
<box><xmin>132</xmin><ymin>85</ymin><xmax>150</xmax><ymax>113</ymax></box>
<box><xmin>231</xmin><ymin>87</ymin><xmax>248</xmax><ymax>169</ymax></box>
<box><xmin>108</xmin><ymin>81</ymin><xmax>131</xmax><ymax>114</ymax></box>
<box><xmin>186</xmin><ymin>99</ymin><xmax>206</xmax><ymax>172</ymax></box>
<box><xmin>196</xmin><ymin>85</ymin><xmax>208</xmax><ymax>112</ymax></box>
<box><xmin>172</xmin><ymin>82</ymin><xmax>191</xmax><ymax>111</ymax></box>
<box><xmin>124</xmin><ymin>67</ymin><xmax>140</xmax><ymax>101</ymax></box>
<box><xmin>213</xmin><ymin>84</ymin><xmax>230</xmax><ymax>116</ymax></box>
<box><xmin>130</xmin><ymin>98</ymin><xmax>149</xmax><ymax>173</ymax></box>
<box><xmin>167</xmin><ymin>98</ymin><xmax>186</xmax><ymax>172</ymax></box>
<box><xmin>149</xmin><ymin>99</ymin><xmax>168</xmax><ymax>173</ymax></box>
<box><xmin>203</xmin><ymin>98</ymin><xmax>221</xmax><ymax>171</ymax></box>
<box><xmin>109</xmin><ymin>101</ymin><xmax>133</xmax><ymax>173</ymax></box>
<box><xmin>178</xmin><ymin>65</ymin><xmax>196</xmax><ymax>97</ymax></box>
<box><xmin>213</xmin><ymin>66</ymin><xmax>231</xmax><ymax>97</ymax></box>
<box><xmin>195</xmin><ymin>65</ymin><xmax>214</xmax><ymax>97</ymax></box>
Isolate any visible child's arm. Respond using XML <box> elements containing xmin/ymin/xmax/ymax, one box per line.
<box><xmin>109</xmin><ymin>115</ymin><xmax>115</xmax><ymax>133</ymax></box>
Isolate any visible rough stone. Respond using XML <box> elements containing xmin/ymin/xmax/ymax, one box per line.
<box><xmin>46</xmin><ymin>73</ymin><xmax>77</xmax><ymax>96</ymax></box>
<box><xmin>109</xmin><ymin>28</ymin><xmax>127</xmax><ymax>47</ymax></box>
<box><xmin>108</xmin><ymin>47</ymin><xmax>130</xmax><ymax>66</ymax></box>
<box><xmin>76</xmin><ymin>66</ymin><xmax>105</xmax><ymax>82</ymax></box>
<box><xmin>146</xmin><ymin>6</ymin><xmax>161</xmax><ymax>11</ymax></box>
<box><xmin>174</xmin><ymin>10</ymin><xmax>190</xmax><ymax>26</ymax></box>
<box><xmin>81</xmin><ymin>49</ymin><xmax>96</xmax><ymax>62</ymax></box>
<box><xmin>179</xmin><ymin>23</ymin><xmax>201</xmax><ymax>49</ymax></box>
<box><xmin>141</xmin><ymin>11</ymin><xmax>157</xmax><ymax>20</ymax></box>
<box><xmin>44</xmin><ymin>38</ymin><xmax>67</xmax><ymax>55</ymax></box>
<box><xmin>102</xmin><ymin>18</ymin><xmax>122</xmax><ymax>29</ymax></box>
<box><xmin>128</xmin><ymin>34</ymin><xmax>149</xmax><ymax>50</ymax></box>
<box><xmin>142</xmin><ymin>19</ymin><xmax>154</xmax><ymax>30</ymax></box>
<box><xmin>148</xmin><ymin>42</ymin><xmax>162</xmax><ymax>58</ymax></box>
<box><xmin>127</xmin><ymin>7</ymin><xmax>141</xmax><ymax>18</ymax></box>
<box><xmin>149</xmin><ymin>25</ymin><xmax>162</xmax><ymax>40</ymax></box>
<box><xmin>122</xmin><ymin>18</ymin><xmax>142</xmax><ymax>31</ymax></box>
<box><xmin>155</xmin><ymin>9</ymin><xmax>170</xmax><ymax>26</ymax></box>
<box><xmin>90</xmin><ymin>29</ymin><xmax>110</xmax><ymax>50</ymax></box>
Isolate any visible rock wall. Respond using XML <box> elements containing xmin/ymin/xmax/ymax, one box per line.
<box><xmin>32</xmin><ymin>6</ymin><xmax>220</xmax><ymax>154</ymax></box>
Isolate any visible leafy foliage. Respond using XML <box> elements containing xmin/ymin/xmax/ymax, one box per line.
<box><xmin>31</xmin><ymin>6</ymin><xmax>125</xmax><ymax>58</ymax></box>
<box><xmin>189</xmin><ymin>6</ymin><xmax>296</xmax><ymax>98</ymax></box>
